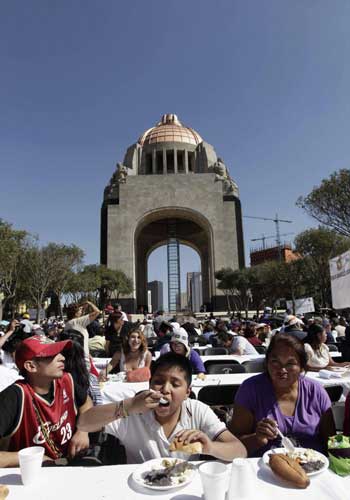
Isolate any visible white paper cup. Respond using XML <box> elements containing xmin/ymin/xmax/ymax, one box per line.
<box><xmin>18</xmin><ymin>446</ymin><xmax>45</xmax><ymax>486</ymax></box>
<box><xmin>199</xmin><ymin>461</ymin><xmax>228</xmax><ymax>500</ymax></box>
<box><xmin>227</xmin><ymin>458</ymin><xmax>253</xmax><ymax>499</ymax></box>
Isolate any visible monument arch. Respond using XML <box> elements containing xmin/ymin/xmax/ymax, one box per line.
<box><xmin>101</xmin><ymin>113</ymin><xmax>244</xmax><ymax>312</ymax></box>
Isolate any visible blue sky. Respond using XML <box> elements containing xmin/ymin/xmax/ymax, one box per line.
<box><xmin>1</xmin><ymin>1</ymin><xmax>350</xmax><ymax>308</ymax></box>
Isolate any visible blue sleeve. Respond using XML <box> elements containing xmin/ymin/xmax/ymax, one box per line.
<box><xmin>189</xmin><ymin>350</ymin><xmax>206</xmax><ymax>373</ymax></box>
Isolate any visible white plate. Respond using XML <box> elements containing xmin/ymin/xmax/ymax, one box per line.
<box><xmin>132</xmin><ymin>458</ymin><xmax>197</xmax><ymax>490</ymax></box>
<box><xmin>262</xmin><ymin>447</ymin><xmax>329</xmax><ymax>477</ymax></box>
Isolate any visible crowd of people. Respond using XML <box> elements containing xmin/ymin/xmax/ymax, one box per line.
<box><xmin>1</xmin><ymin>302</ymin><xmax>350</xmax><ymax>468</ymax></box>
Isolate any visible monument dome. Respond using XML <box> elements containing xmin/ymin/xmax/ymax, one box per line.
<box><xmin>138</xmin><ymin>114</ymin><xmax>202</xmax><ymax>146</ymax></box>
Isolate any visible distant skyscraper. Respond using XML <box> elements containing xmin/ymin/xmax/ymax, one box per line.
<box><xmin>147</xmin><ymin>280</ymin><xmax>163</xmax><ymax>312</ymax></box>
<box><xmin>186</xmin><ymin>272</ymin><xmax>202</xmax><ymax>312</ymax></box>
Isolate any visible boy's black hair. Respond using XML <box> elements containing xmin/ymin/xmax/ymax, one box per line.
<box><xmin>151</xmin><ymin>352</ymin><xmax>192</xmax><ymax>387</ymax></box>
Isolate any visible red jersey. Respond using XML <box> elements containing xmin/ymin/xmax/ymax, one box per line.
<box><xmin>9</xmin><ymin>373</ymin><xmax>78</xmax><ymax>459</ymax></box>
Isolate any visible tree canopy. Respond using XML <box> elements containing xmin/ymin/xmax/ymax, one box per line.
<box><xmin>297</xmin><ymin>169</ymin><xmax>350</xmax><ymax>237</ymax></box>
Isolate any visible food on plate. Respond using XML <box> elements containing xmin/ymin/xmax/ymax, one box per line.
<box><xmin>196</xmin><ymin>373</ymin><xmax>206</xmax><ymax>381</ymax></box>
<box><xmin>143</xmin><ymin>459</ymin><xmax>195</xmax><ymax>486</ymax></box>
<box><xmin>282</xmin><ymin>448</ymin><xmax>325</xmax><ymax>473</ymax></box>
<box><xmin>269</xmin><ymin>454</ymin><xmax>310</xmax><ymax>488</ymax></box>
<box><xmin>169</xmin><ymin>437</ymin><xmax>203</xmax><ymax>455</ymax></box>
<box><xmin>328</xmin><ymin>434</ymin><xmax>350</xmax><ymax>459</ymax></box>
<box><xmin>0</xmin><ymin>485</ymin><xmax>9</xmax><ymax>499</ymax></box>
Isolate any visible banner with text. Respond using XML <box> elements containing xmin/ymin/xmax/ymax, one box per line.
<box><xmin>329</xmin><ymin>249</ymin><xmax>350</xmax><ymax>309</ymax></box>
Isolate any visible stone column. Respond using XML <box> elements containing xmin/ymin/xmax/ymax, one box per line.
<box><xmin>174</xmin><ymin>148</ymin><xmax>178</xmax><ymax>173</ymax></box>
<box><xmin>184</xmin><ymin>150</ymin><xmax>189</xmax><ymax>173</ymax></box>
<box><xmin>152</xmin><ymin>149</ymin><xmax>156</xmax><ymax>174</ymax></box>
<box><xmin>163</xmin><ymin>149</ymin><xmax>167</xmax><ymax>174</ymax></box>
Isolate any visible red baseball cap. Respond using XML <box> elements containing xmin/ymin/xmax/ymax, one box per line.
<box><xmin>15</xmin><ymin>335</ymin><xmax>72</xmax><ymax>371</ymax></box>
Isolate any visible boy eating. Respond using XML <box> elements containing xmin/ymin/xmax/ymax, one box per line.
<box><xmin>78</xmin><ymin>352</ymin><xmax>246</xmax><ymax>463</ymax></box>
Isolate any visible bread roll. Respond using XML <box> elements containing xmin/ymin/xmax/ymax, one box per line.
<box><xmin>169</xmin><ymin>438</ymin><xmax>203</xmax><ymax>455</ymax></box>
<box><xmin>269</xmin><ymin>454</ymin><xmax>310</xmax><ymax>489</ymax></box>
<box><xmin>0</xmin><ymin>485</ymin><xmax>9</xmax><ymax>499</ymax></box>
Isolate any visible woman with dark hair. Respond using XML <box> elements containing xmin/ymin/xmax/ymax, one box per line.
<box><xmin>243</xmin><ymin>324</ymin><xmax>263</xmax><ymax>347</ymax></box>
<box><xmin>229</xmin><ymin>334</ymin><xmax>335</xmax><ymax>456</ymax></box>
<box><xmin>304</xmin><ymin>323</ymin><xmax>350</xmax><ymax>371</ymax></box>
<box><xmin>58</xmin><ymin>330</ymin><xmax>103</xmax><ymax>406</ymax></box>
<box><xmin>100</xmin><ymin>327</ymin><xmax>152</xmax><ymax>379</ymax></box>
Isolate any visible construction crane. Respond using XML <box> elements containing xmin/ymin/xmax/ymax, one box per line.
<box><xmin>244</xmin><ymin>213</ymin><xmax>293</xmax><ymax>261</ymax></box>
<box><xmin>251</xmin><ymin>233</ymin><xmax>294</xmax><ymax>250</ymax></box>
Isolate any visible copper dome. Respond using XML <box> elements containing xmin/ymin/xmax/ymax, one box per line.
<box><xmin>138</xmin><ymin>114</ymin><xmax>203</xmax><ymax>146</ymax></box>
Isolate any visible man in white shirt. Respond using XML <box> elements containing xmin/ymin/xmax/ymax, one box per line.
<box><xmin>78</xmin><ymin>352</ymin><xmax>247</xmax><ymax>463</ymax></box>
<box><xmin>217</xmin><ymin>332</ymin><xmax>258</xmax><ymax>355</ymax></box>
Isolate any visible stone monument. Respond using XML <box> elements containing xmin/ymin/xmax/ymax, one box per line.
<box><xmin>101</xmin><ymin>114</ymin><xmax>244</xmax><ymax>312</ymax></box>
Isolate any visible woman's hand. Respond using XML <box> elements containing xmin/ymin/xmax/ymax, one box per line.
<box><xmin>255</xmin><ymin>418</ymin><xmax>278</xmax><ymax>446</ymax></box>
<box><xmin>174</xmin><ymin>429</ymin><xmax>211</xmax><ymax>454</ymax></box>
<box><xmin>125</xmin><ymin>390</ymin><xmax>162</xmax><ymax>415</ymax></box>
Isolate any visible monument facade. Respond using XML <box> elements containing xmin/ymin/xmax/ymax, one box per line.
<box><xmin>101</xmin><ymin>114</ymin><xmax>244</xmax><ymax>312</ymax></box>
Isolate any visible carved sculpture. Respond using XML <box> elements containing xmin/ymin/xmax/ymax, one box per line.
<box><xmin>105</xmin><ymin>163</ymin><xmax>128</xmax><ymax>199</ymax></box>
<box><xmin>211</xmin><ymin>158</ymin><xmax>239</xmax><ymax>196</ymax></box>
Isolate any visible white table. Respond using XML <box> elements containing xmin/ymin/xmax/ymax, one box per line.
<box><xmin>101</xmin><ymin>371</ymin><xmax>350</xmax><ymax>404</ymax></box>
<box><xmin>92</xmin><ymin>351</ymin><xmax>341</xmax><ymax>370</ymax></box>
<box><xmin>0</xmin><ymin>459</ymin><xmax>348</xmax><ymax>500</ymax></box>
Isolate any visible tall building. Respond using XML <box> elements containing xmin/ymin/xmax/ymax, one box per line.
<box><xmin>187</xmin><ymin>272</ymin><xmax>203</xmax><ymax>312</ymax></box>
<box><xmin>147</xmin><ymin>280</ymin><xmax>163</xmax><ymax>312</ymax></box>
<box><xmin>250</xmin><ymin>243</ymin><xmax>299</xmax><ymax>266</ymax></box>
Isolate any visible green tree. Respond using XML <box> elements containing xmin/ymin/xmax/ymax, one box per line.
<box><xmin>49</xmin><ymin>243</ymin><xmax>85</xmax><ymax>315</ymax></box>
<box><xmin>294</xmin><ymin>227</ymin><xmax>350</xmax><ymax>307</ymax></box>
<box><xmin>0</xmin><ymin>220</ymin><xmax>29</xmax><ymax>319</ymax></box>
<box><xmin>65</xmin><ymin>264</ymin><xmax>133</xmax><ymax>309</ymax></box>
<box><xmin>297</xmin><ymin>169</ymin><xmax>350</xmax><ymax>237</ymax></box>
<box><xmin>21</xmin><ymin>244</ymin><xmax>59</xmax><ymax>322</ymax></box>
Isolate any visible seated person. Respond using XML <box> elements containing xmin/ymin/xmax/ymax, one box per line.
<box><xmin>304</xmin><ymin>324</ymin><xmax>350</xmax><ymax>371</ymax></box>
<box><xmin>153</xmin><ymin>321</ymin><xmax>173</xmax><ymax>351</ymax></box>
<box><xmin>159</xmin><ymin>328</ymin><xmax>206</xmax><ymax>375</ymax></box>
<box><xmin>217</xmin><ymin>332</ymin><xmax>258</xmax><ymax>355</ymax></box>
<box><xmin>0</xmin><ymin>336</ymin><xmax>92</xmax><ymax>467</ymax></box>
<box><xmin>229</xmin><ymin>334</ymin><xmax>335</xmax><ymax>457</ymax></box>
<box><xmin>100</xmin><ymin>327</ymin><xmax>152</xmax><ymax>380</ymax></box>
<box><xmin>243</xmin><ymin>324</ymin><xmax>263</xmax><ymax>347</ymax></box>
<box><xmin>78</xmin><ymin>352</ymin><xmax>247</xmax><ymax>463</ymax></box>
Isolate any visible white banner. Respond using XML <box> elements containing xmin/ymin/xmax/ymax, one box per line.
<box><xmin>329</xmin><ymin>249</ymin><xmax>350</xmax><ymax>309</ymax></box>
<box><xmin>286</xmin><ymin>297</ymin><xmax>315</xmax><ymax>315</ymax></box>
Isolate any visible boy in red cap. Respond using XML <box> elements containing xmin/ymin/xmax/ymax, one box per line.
<box><xmin>0</xmin><ymin>336</ymin><xmax>92</xmax><ymax>467</ymax></box>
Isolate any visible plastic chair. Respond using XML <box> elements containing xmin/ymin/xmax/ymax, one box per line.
<box><xmin>206</xmin><ymin>363</ymin><xmax>246</xmax><ymax>374</ymax></box>
<box><xmin>204</xmin><ymin>359</ymin><xmax>240</xmax><ymax>371</ymax></box>
<box><xmin>197</xmin><ymin>384</ymin><xmax>239</xmax><ymax>406</ymax></box>
<box><xmin>327</xmin><ymin>343</ymin><xmax>339</xmax><ymax>352</ymax></box>
<box><xmin>325</xmin><ymin>385</ymin><xmax>343</xmax><ymax>403</ymax></box>
<box><xmin>242</xmin><ymin>359</ymin><xmax>265</xmax><ymax>373</ymax></box>
<box><xmin>203</xmin><ymin>347</ymin><xmax>228</xmax><ymax>356</ymax></box>
<box><xmin>254</xmin><ymin>345</ymin><xmax>267</xmax><ymax>355</ymax></box>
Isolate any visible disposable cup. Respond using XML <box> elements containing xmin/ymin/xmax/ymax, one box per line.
<box><xmin>227</xmin><ymin>458</ymin><xmax>253</xmax><ymax>499</ymax></box>
<box><xmin>18</xmin><ymin>446</ymin><xmax>45</xmax><ymax>486</ymax></box>
<box><xmin>199</xmin><ymin>461</ymin><xmax>228</xmax><ymax>500</ymax></box>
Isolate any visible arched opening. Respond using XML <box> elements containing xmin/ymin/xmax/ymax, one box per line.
<box><xmin>148</xmin><ymin>244</ymin><xmax>201</xmax><ymax>312</ymax></box>
<box><xmin>134</xmin><ymin>207</ymin><xmax>214</xmax><ymax>312</ymax></box>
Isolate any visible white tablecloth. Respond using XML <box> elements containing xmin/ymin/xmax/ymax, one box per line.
<box><xmin>0</xmin><ymin>459</ymin><xmax>349</xmax><ymax>500</ymax></box>
<box><xmin>92</xmin><ymin>351</ymin><xmax>340</xmax><ymax>370</ymax></box>
<box><xmin>101</xmin><ymin>371</ymin><xmax>350</xmax><ymax>404</ymax></box>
